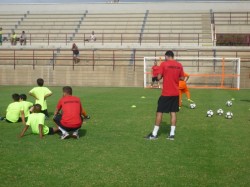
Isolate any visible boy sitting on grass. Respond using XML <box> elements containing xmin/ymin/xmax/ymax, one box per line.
<box><xmin>20</xmin><ymin>104</ymin><xmax>58</xmax><ymax>139</ymax></box>
<box><xmin>0</xmin><ymin>93</ymin><xmax>25</xmax><ymax>124</ymax></box>
<box><xmin>19</xmin><ymin>94</ymin><xmax>33</xmax><ymax>120</ymax></box>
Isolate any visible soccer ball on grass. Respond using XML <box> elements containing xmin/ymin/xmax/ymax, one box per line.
<box><xmin>217</xmin><ymin>109</ymin><xmax>224</xmax><ymax>116</ymax></box>
<box><xmin>225</xmin><ymin>111</ymin><xmax>233</xmax><ymax>119</ymax></box>
<box><xmin>190</xmin><ymin>103</ymin><xmax>196</xmax><ymax>109</ymax></box>
<box><xmin>226</xmin><ymin>100</ymin><xmax>233</xmax><ymax>107</ymax></box>
<box><xmin>207</xmin><ymin>110</ymin><xmax>214</xmax><ymax>117</ymax></box>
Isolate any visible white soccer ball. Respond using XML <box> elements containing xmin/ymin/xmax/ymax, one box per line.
<box><xmin>207</xmin><ymin>110</ymin><xmax>214</xmax><ymax>117</ymax></box>
<box><xmin>226</xmin><ymin>100</ymin><xmax>233</xmax><ymax>107</ymax></box>
<box><xmin>225</xmin><ymin>111</ymin><xmax>233</xmax><ymax>119</ymax></box>
<box><xmin>217</xmin><ymin>109</ymin><xmax>224</xmax><ymax>116</ymax></box>
<box><xmin>190</xmin><ymin>103</ymin><xmax>196</xmax><ymax>109</ymax></box>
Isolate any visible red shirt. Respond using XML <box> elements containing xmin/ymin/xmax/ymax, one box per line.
<box><xmin>56</xmin><ymin>95</ymin><xmax>83</xmax><ymax>128</ymax></box>
<box><xmin>151</xmin><ymin>65</ymin><xmax>160</xmax><ymax>77</ymax></box>
<box><xmin>159</xmin><ymin>60</ymin><xmax>184</xmax><ymax>96</ymax></box>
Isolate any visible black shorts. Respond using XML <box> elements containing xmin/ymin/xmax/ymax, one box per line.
<box><xmin>47</xmin><ymin>127</ymin><xmax>54</xmax><ymax>135</ymax></box>
<box><xmin>152</xmin><ymin>77</ymin><xmax>158</xmax><ymax>82</ymax></box>
<box><xmin>53</xmin><ymin>114</ymin><xmax>81</xmax><ymax>132</ymax></box>
<box><xmin>157</xmin><ymin>96</ymin><xmax>179</xmax><ymax>113</ymax></box>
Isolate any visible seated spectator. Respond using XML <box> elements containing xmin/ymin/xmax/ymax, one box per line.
<box><xmin>85</xmin><ymin>31</ymin><xmax>96</xmax><ymax>42</ymax></box>
<box><xmin>90</xmin><ymin>31</ymin><xmax>96</xmax><ymax>42</ymax></box>
<box><xmin>11</xmin><ymin>32</ymin><xmax>17</xmax><ymax>45</ymax></box>
<box><xmin>20</xmin><ymin>104</ymin><xmax>58</xmax><ymax>139</ymax></box>
<box><xmin>20</xmin><ymin>31</ymin><xmax>26</xmax><ymax>45</ymax></box>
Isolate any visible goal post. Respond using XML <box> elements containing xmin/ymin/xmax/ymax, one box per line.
<box><xmin>143</xmin><ymin>56</ymin><xmax>241</xmax><ymax>90</ymax></box>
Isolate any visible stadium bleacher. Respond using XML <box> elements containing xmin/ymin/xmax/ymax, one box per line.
<box><xmin>0</xmin><ymin>2</ymin><xmax>249</xmax><ymax>88</ymax></box>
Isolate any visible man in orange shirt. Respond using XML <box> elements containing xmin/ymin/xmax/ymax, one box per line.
<box><xmin>179</xmin><ymin>72</ymin><xmax>193</xmax><ymax>108</ymax></box>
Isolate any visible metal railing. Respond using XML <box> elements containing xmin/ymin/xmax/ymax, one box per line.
<box><xmin>2</xmin><ymin>32</ymin><xmax>210</xmax><ymax>46</ymax></box>
<box><xmin>1</xmin><ymin>48</ymin><xmax>249</xmax><ymax>71</ymax></box>
<box><xmin>214</xmin><ymin>12</ymin><xmax>250</xmax><ymax>25</ymax></box>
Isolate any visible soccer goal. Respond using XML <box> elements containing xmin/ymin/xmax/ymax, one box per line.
<box><xmin>143</xmin><ymin>57</ymin><xmax>241</xmax><ymax>90</ymax></box>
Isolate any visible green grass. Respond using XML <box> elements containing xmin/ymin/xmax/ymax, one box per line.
<box><xmin>0</xmin><ymin>86</ymin><xmax>249</xmax><ymax>187</ymax></box>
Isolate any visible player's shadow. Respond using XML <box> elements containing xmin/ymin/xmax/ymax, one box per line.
<box><xmin>79</xmin><ymin>129</ymin><xmax>87</xmax><ymax>137</ymax></box>
<box><xmin>157</xmin><ymin>122</ymin><xmax>171</xmax><ymax>136</ymax></box>
<box><xmin>240</xmin><ymin>99</ymin><xmax>250</xmax><ymax>102</ymax></box>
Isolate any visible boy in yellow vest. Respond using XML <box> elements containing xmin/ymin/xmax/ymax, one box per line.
<box><xmin>29</xmin><ymin>78</ymin><xmax>52</xmax><ymax>118</ymax></box>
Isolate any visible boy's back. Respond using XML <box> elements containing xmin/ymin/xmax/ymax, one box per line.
<box><xmin>27</xmin><ymin>113</ymin><xmax>49</xmax><ymax>135</ymax></box>
<box><xmin>20</xmin><ymin>100</ymin><xmax>33</xmax><ymax>118</ymax></box>
<box><xmin>29</xmin><ymin>86</ymin><xmax>52</xmax><ymax>111</ymax></box>
<box><xmin>6</xmin><ymin>102</ymin><xmax>24</xmax><ymax>123</ymax></box>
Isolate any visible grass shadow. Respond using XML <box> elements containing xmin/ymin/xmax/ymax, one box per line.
<box><xmin>158</xmin><ymin>122</ymin><xmax>170</xmax><ymax>136</ymax></box>
<box><xmin>79</xmin><ymin>129</ymin><xmax>87</xmax><ymax>137</ymax></box>
<box><xmin>240</xmin><ymin>99</ymin><xmax>250</xmax><ymax>102</ymax></box>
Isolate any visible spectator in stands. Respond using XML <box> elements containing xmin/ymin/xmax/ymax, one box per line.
<box><xmin>11</xmin><ymin>31</ymin><xmax>17</xmax><ymax>45</ymax></box>
<box><xmin>0</xmin><ymin>27</ymin><xmax>2</xmax><ymax>46</ymax></box>
<box><xmin>72</xmin><ymin>43</ymin><xmax>80</xmax><ymax>63</ymax></box>
<box><xmin>20</xmin><ymin>31</ymin><xmax>26</xmax><ymax>46</ymax></box>
<box><xmin>90</xmin><ymin>31</ymin><xmax>96</xmax><ymax>42</ymax></box>
<box><xmin>53</xmin><ymin>86</ymin><xmax>90</xmax><ymax>139</ymax></box>
<box><xmin>85</xmin><ymin>31</ymin><xmax>96</xmax><ymax>42</ymax></box>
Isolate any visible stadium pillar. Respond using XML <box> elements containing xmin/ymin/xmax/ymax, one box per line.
<box><xmin>84</xmin><ymin>33</ymin><xmax>85</xmax><ymax>46</ymax></box>
<box><xmin>30</xmin><ymin>33</ymin><xmax>31</xmax><ymax>45</ymax></box>
<box><xmin>66</xmin><ymin>34</ymin><xmax>67</xmax><ymax>45</ymax></box>
<box><xmin>32</xmin><ymin>50</ymin><xmax>35</xmax><ymax>70</ymax></box>
<box><xmin>158</xmin><ymin>33</ymin><xmax>160</xmax><ymax>46</ymax></box>
<box><xmin>92</xmin><ymin>50</ymin><xmax>95</xmax><ymax>71</ymax></box>
<box><xmin>13</xmin><ymin>50</ymin><xmax>16</xmax><ymax>70</ymax></box>
<box><xmin>121</xmin><ymin>34</ymin><xmax>123</xmax><ymax>46</ymax></box>
<box><xmin>48</xmin><ymin>34</ymin><xmax>49</xmax><ymax>46</ymax></box>
<box><xmin>178</xmin><ymin>33</ymin><xmax>180</xmax><ymax>46</ymax></box>
<box><xmin>102</xmin><ymin>33</ymin><xmax>104</xmax><ymax>45</ymax></box>
<box><xmin>113</xmin><ymin>50</ymin><xmax>115</xmax><ymax>71</ymax></box>
<box><xmin>198</xmin><ymin>34</ymin><xmax>200</xmax><ymax>46</ymax></box>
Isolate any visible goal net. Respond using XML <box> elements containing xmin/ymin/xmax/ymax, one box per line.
<box><xmin>143</xmin><ymin>57</ymin><xmax>241</xmax><ymax>90</ymax></box>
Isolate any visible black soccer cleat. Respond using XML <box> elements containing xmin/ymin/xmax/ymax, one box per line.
<box><xmin>145</xmin><ymin>133</ymin><xmax>158</xmax><ymax>140</ymax></box>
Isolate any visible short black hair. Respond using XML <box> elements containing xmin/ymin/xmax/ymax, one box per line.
<box><xmin>20</xmin><ymin>94</ymin><xmax>27</xmax><ymax>101</ymax></box>
<box><xmin>165</xmin><ymin>50</ymin><xmax>174</xmax><ymax>58</ymax></box>
<box><xmin>63</xmin><ymin>86</ymin><xmax>72</xmax><ymax>95</ymax></box>
<box><xmin>37</xmin><ymin>78</ymin><xmax>44</xmax><ymax>86</ymax></box>
<box><xmin>12</xmin><ymin>93</ymin><xmax>20</xmax><ymax>101</ymax></box>
<box><xmin>33</xmin><ymin>104</ymin><xmax>42</xmax><ymax>113</ymax></box>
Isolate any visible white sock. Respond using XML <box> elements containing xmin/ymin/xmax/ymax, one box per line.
<box><xmin>73</xmin><ymin>129</ymin><xmax>79</xmax><ymax>135</ymax></box>
<box><xmin>58</xmin><ymin>126</ymin><xmax>68</xmax><ymax>135</ymax></box>
<box><xmin>170</xmin><ymin>126</ymin><xmax>176</xmax><ymax>136</ymax></box>
<box><xmin>152</xmin><ymin>125</ymin><xmax>160</xmax><ymax>136</ymax></box>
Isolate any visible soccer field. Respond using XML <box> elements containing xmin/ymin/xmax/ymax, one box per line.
<box><xmin>0</xmin><ymin>86</ymin><xmax>249</xmax><ymax>187</ymax></box>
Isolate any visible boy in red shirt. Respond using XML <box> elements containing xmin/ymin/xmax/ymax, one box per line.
<box><xmin>53</xmin><ymin>86</ymin><xmax>90</xmax><ymax>139</ymax></box>
<box><xmin>146</xmin><ymin>51</ymin><xmax>184</xmax><ymax>140</ymax></box>
<box><xmin>151</xmin><ymin>60</ymin><xmax>160</xmax><ymax>88</ymax></box>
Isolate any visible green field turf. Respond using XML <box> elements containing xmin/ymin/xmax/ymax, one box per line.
<box><xmin>0</xmin><ymin>86</ymin><xmax>249</xmax><ymax>187</ymax></box>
